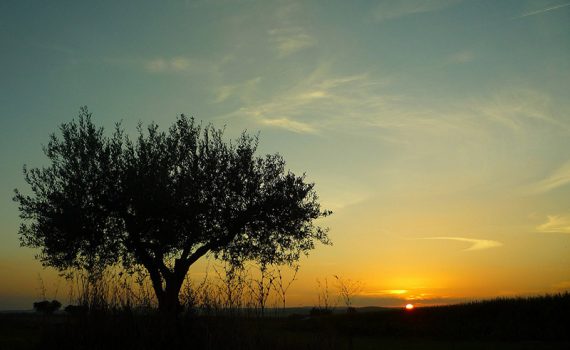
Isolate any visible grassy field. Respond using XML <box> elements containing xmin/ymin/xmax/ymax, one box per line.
<box><xmin>1</xmin><ymin>293</ymin><xmax>568</xmax><ymax>350</ymax></box>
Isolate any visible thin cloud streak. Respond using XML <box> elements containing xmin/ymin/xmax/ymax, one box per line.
<box><xmin>446</xmin><ymin>50</ymin><xmax>475</xmax><ymax>64</ymax></box>
<box><xmin>418</xmin><ymin>237</ymin><xmax>503</xmax><ymax>251</ymax></box>
<box><xmin>471</xmin><ymin>88</ymin><xmax>569</xmax><ymax>133</ymax></box>
<box><xmin>259</xmin><ymin>117</ymin><xmax>317</xmax><ymax>134</ymax></box>
<box><xmin>269</xmin><ymin>27</ymin><xmax>315</xmax><ymax>57</ymax></box>
<box><xmin>516</xmin><ymin>2</ymin><xmax>570</xmax><ymax>18</ymax></box>
<box><xmin>104</xmin><ymin>55</ymin><xmax>229</xmax><ymax>76</ymax></box>
<box><xmin>320</xmin><ymin>190</ymin><xmax>370</xmax><ymax>212</ymax></box>
<box><xmin>525</xmin><ymin>161</ymin><xmax>570</xmax><ymax>195</ymax></box>
<box><xmin>537</xmin><ymin>214</ymin><xmax>570</xmax><ymax>233</ymax></box>
<box><xmin>214</xmin><ymin>77</ymin><xmax>262</xmax><ymax>103</ymax></box>
<box><xmin>353</xmin><ymin>293</ymin><xmax>468</xmax><ymax>307</ymax></box>
<box><xmin>267</xmin><ymin>2</ymin><xmax>315</xmax><ymax>57</ymax></box>
<box><xmin>373</xmin><ymin>0</ymin><xmax>461</xmax><ymax>22</ymax></box>
<box><xmin>144</xmin><ymin>57</ymin><xmax>198</xmax><ymax>73</ymax></box>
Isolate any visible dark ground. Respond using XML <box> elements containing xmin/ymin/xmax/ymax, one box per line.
<box><xmin>1</xmin><ymin>293</ymin><xmax>569</xmax><ymax>350</ymax></box>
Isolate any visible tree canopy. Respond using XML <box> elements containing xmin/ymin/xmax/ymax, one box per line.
<box><xmin>14</xmin><ymin>107</ymin><xmax>331</xmax><ymax>312</ymax></box>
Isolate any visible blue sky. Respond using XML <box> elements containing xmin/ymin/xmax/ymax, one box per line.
<box><xmin>1</xmin><ymin>0</ymin><xmax>569</xmax><ymax>309</ymax></box>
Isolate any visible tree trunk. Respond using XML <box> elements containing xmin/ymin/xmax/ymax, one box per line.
<box><xmin>158</xmin><ymin>279</ymin><xmax>184</xmax><ymax>314</ymax></box>
<box><xmin>140</xmin><ymin>244</ymin><xmax>211</xmax><ymax>315</ymax></box>
<box><xmin>144</xmin><ymin>262</ymin><xmax>184</xmax><ymax>315</ymax></box>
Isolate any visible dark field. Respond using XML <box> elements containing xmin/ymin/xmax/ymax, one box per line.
<box><xmin>1</xmin><ymin>293</ymin><xmax>569</xmax><ymax>350</ymax></box>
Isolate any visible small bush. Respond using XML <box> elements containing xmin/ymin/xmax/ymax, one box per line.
<box><xmin>64</xmin><ymin>304</ymin><xmax>88</xmax><ymax>316</ymax></box>
<box><xmin>33</xmin><ymin>300</ymin><xmax>61</xmax><ymax>315</ymax></box>
<box><xmin>310</xmin><ymin>307</ymin><xmax>333</xmax><ymax>317</ymax></box>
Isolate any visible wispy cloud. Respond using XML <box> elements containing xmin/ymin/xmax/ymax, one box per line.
<box><xmin>552</xmin><ymin>280</ymin><xmax>570</xmax><ymax>290</ymax></box>
<box><xmin>353</xmin><ymin>291</ymin><xmax>467</xmax><ymax>307</ymax></box>
<box><xmin>319</xmin><ymin>188</ymin><xmax>370</xmax><ymax>211</ymax></box>
<box><xmin>259</xmin><ymin>117</ymin><xmax>317</xmax><ymax>134</ymax></box>
<box><xmin>214</xmin><ymin>77</ymin><xmax>262</xmax><ymax>103</ymax></box>
<box><xmin>32</xmin><ymin>42</ymin><xmax>76</xmax><ymax>56</ymax></box>
<box><xmin>144</xmin><ymin>57</ymin><xmax>196</xmax><ymax>73</ymax></box>
<box><xmin>216</xmin><ymin>66</ymin><xmax>386</xmax><ymax>134</ymax></box>
<box><xmin>525</xmin><ymin>161</ymin><xmax>570</xmax><ymax>195</ymax></box>
<box><xmin>516</xmin><ymin>2</ymin><xmax>570</xmax><ymax>18</ymax></box>
<box><xmin>373</xmin><ymin>0</ymin><xmax>460</xmax><ymax>22</ymax></box>
<box><xmin>269</xmin><ymin>27</ymin><xmax>316</xmax><ymax>57</ymax></box>
<box><xmin>446</xmin><ymin>50</ymin><xmax>475</xmax><ymax>64</ymax></box>
<box><xmin>470</xmin><ymin>88</ymin><xmax>568</xmax><ymax>133</ymax></box>
<box><xmin>105</xmin><ymin>55</ymin><xmax>226</xmax><ymax>76</ymax></box>
<box><xmin>537</xmin><ymin>214</ymin><xmax>570</xmax><ymax>233</ymax></box>
<box><xmin>265</xmin><ymin>1</ymin><xmax>316</xmax><ymax>57</ymax></box>
<box><xmin>215</xmin><ymin>62</ymin><xmax>566</xmax><ymax>139</ymax></box>
<box><xmin>419</xmin><ymin>236</ymin><xmax>503</xmax><ymax>251</ymax></box>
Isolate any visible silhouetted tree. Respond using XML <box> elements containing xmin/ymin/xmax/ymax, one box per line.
<box><xmin>14</xmin><ymin>107</ymin><xmax>331</xmax><ymax>313</ymax></box>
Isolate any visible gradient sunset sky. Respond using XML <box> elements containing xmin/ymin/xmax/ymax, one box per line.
<box><xmin>1</xmin><ymin>0</ymin><xmax>569</xmax><ymax>309</ymax></box>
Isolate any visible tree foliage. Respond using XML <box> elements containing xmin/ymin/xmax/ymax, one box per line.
<box><xmin>14</xmin><ymin>107</ymin><xmax>331</xmax><ymax>312</ymax></box>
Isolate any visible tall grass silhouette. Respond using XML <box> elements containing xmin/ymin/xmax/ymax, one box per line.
<box><xmin>2</xmin><ymin>266</ymin><xmax>568</xmax><ymax>350</ymax></box>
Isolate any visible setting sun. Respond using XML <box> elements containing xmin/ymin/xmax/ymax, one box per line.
<box><xmin>405</xmin><ymin>304</ymin><xmax>414</xmax><ymax>310</ymax></box>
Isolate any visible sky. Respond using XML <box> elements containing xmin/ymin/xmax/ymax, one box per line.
<box><xmin>1</xmin><ymin>0</ymin><xmax>569</xmax><ymax>310</ymax></box>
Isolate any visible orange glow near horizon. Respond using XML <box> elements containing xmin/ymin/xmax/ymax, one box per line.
<box><xmin>405</xmin><ymin>303</ymin><xmax>414</xmax><ymax>310</ymax></box>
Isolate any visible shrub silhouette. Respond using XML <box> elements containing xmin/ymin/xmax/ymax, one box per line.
<box><xmin>64</xmin><ymin>304</ymin><xmax>88</xmax><ymax>316</ymax></box>
<box><xmin>33</xmin><ymin>300</ymin><xmax>61</xmax><ymax>314</ymax></box>
<box><xmin>310</xmin><ymin>307</ymin><xmax>333</xmax><ymax>316</ymax></box>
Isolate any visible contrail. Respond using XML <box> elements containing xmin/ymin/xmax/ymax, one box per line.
<box><xmin>517</xmin><ymin>2</ymin><xmax>570</xmax><ymax>18</ymax></box>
